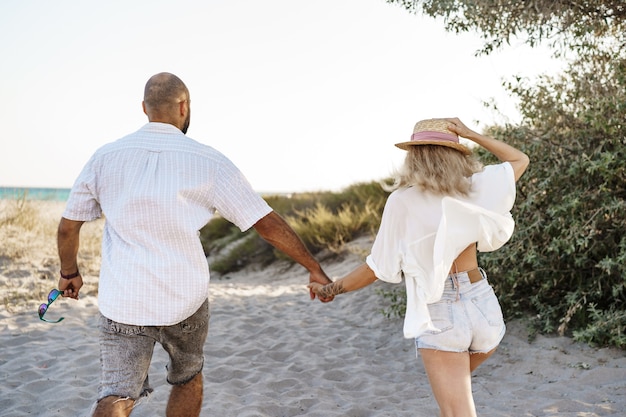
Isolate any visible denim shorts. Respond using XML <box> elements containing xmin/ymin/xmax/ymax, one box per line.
<box><xmin>97</xmin><ymin>299</ymin><xmax>209</xmax><ymax>400</ymax></box>
<box><xmin>416</xmin><ymin>269</ymin><xmax>505</xmax><ymax>353</ymax></box>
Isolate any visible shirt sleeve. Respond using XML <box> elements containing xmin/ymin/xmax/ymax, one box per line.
<box><xmin>471</xmin><ymin>162</ymin><xmax>516</xmax><ymax>213</ymax></box>
<box><xmin>366</xmin><ymin>191</ymin><xmax>406</xmax><ymax>284</ymax></box>
<box><xmin>63</xmin><ymin>154</ymin><xmax>103</xmax><ymax>222</ymax></box>
<box><xmin>211</xmin><ymin>157</ymin><xmax>272</xmax><ymax>232</ymax></box>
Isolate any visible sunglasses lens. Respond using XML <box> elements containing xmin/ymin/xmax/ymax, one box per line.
<box><xmin>38</xmin><ymin>303</ymin><xmax>48</xmax><ymax>319</ymax></box>
<box><xmin>48</xmin><ymin>289</ymin><xmax>61</xmax><ymax>303</ymax></box>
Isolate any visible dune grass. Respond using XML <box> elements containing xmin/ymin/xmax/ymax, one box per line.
<box><xmin>200</xmin><ymin>180</ymin><xmax>390</xmax><ymax>274</ymax></box>
<box><xmin>0</xmin><ymin>197</ymin><xmax>102</xmax><ymax>313</ymax></box>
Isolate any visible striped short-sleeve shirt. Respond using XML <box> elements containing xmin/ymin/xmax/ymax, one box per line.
<box><xmin>63</xmin><ymin>122</ymin><xmax>272</xmax><ymax>325</ymax></box>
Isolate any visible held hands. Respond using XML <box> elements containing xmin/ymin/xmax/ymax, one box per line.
<box><xmin>308</xmin><ymin>282</ymin><xmax>325</xmax><ymax>300</ymax></box>
<box><xmin>308</xmin><ymin>280</ymin><xmax>347</xmax><ymax>301</ymax></box>
<box><xmin>309</xmin><ymin>264</ymin><xmax>376</xmax><ymax>302</ymax></box>
<box><xmin>308</xmin><ymin>269</ymin><xmax>335</xmax><ymax>303</ymax></box>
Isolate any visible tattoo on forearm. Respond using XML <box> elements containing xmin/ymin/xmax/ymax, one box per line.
<box><xmin>317</xmin><ymin>281</ymin><xmax>347</xmax><ymax>299</ymax></box>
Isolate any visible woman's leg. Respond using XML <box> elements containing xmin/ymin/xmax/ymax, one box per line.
<box><xmin>420</xmin><ymin>348</ymin><xmax>476</xmax><ymax>417</ymax></box>
<box><xmin>470</xmin><ymin>348</ymin><xmax>497</xmax><ymax>372</ymax></box>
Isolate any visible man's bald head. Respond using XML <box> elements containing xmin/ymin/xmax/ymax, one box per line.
<box><xmin>142</xmin><ymin>72</ymin><xmax>191</xmax><ymax>133</ymax></box>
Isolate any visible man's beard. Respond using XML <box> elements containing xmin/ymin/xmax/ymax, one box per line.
<box><xmin>181</xmin><ymin>112</ymin><xmax>190</xmax><ymax>134</ymax></box>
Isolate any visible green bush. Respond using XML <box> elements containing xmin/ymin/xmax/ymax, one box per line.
<box><xmin>479</xmin><ymin>54</ymin><xmax>626</xmax><ymax>348</ymax></box>
<box><xmin>573</xmin><ymin>304</ymin><xmax>626</xmax><ymax>348</ymax></box>
<box><xmin>199</xmin><ymin>215</ymin><xmax>240</xmax><ymax>256</ymax></box>
<box><xmin>208</xmin><ymin>231</ymin><xmax>275</xmax><ymax>275</ymax></box>
<box><xmin>377</xmin><ymin>287</ymin><xmax>407</xmax><ymax>319</ymax></box>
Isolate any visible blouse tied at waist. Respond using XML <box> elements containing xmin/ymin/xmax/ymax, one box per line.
<box><xmin>401</xmin><ymin>197</ymin><xmax>515</xmax><ymax>339</ymax></box>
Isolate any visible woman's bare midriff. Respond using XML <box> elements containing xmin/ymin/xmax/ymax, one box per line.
<box><xmin>449</xmin><ymin>244</ymin><xmax>478</xmax><ymax>274</ymax></box>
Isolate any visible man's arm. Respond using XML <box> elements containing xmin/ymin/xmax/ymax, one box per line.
<box><xmin>57</xmin><ymin>217</ymin><xmax>85</xmax><ymax>299</ymax></box>
<box><xmin>252</xmin><ymin>211</ymin><xmax>333</xmax><ymax>302</ymax></box>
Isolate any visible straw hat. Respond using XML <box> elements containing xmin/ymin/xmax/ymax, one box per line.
<box><xmin>395</xmin><ymin>118</ymin><xmax>470</xmax><ymax>155</ymax></box>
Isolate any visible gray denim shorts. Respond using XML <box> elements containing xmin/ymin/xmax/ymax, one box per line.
<box><xmin>97</xmin><ymin>299</ymin><xmax>209</xmax><ymax>400</ymax></box>
<box><xmin>416</xmin><ymin>269</ymin><xmax>505</xmax><ymax>353</ymax></box>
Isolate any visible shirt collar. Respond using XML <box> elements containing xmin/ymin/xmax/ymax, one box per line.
<box><xmin>141</xmin><ymin>122</ymin><xmax>183</xmax><ymax>135</ymax></box>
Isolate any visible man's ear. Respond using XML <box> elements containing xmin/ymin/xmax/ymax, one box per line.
<box><xmin>142</xmin><ymin>101</ymin><xmax>148</xmax><ymax>116</ymax></box>
<box><xmin>179</xmin><ymin>100</ymin><xmax>188</xmax><ymax>116</ymax></box>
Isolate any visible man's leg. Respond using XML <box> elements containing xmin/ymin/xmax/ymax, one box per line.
<box><xmin>166</xmin><ymin>372</ymin><xmax>203</xmax><ymax>417</ymax></box>
<box><xmin>162</xmin><ymin>300</ymin><xmax>209</xmax><ymax>417</ymax></box>
<box><xmin>95</xmin><ymin>315</ymin><xmax>155</xmax><ymax>417</ymax></box>
<box><xmin>92</xmin><ymin>396</ymin><xmax>135</xmax><ymax>417</ymax></box>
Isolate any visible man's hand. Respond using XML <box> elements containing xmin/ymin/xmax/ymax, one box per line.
<box><xmin>253</xmin><ymin>212</ymin><xmax>335</xmax><ymax>302</ymax></box>
<box><xmin>58</xmin><ymin>275</ymin><xmax>83</xmax><ymax>300</ymax></box>
<box><xmin>309</xmin><ymin>269</ymin><xmax>334</xmax><ymax>303</ymax></box>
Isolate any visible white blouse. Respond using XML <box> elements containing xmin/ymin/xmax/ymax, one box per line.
<box><xmin>366</xmin><ymin>162</ymin><xmax>517</xmax><ymax>338</ymax></box>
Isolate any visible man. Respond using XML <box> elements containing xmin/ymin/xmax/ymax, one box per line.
<box><xmin>57</xmin><ymin>72</ymin><xmax>333</xmax><ymax>417</ymax></box>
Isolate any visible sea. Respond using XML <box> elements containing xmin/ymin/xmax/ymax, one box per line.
<box><xmin>0</xmin><ymin>187</ymin><xmax>71</xmax><ymax>202</ymax></box>
<box><xmin>0</xmin><ymin>187</ymin><xmax>290</xmax><ymax>202</ymax></box>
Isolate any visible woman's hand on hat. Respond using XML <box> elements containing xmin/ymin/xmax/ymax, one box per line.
<box><xmin>445</xmin><ymin>118</ymin><xmax>475</xmax><ymax>139</ymax></box>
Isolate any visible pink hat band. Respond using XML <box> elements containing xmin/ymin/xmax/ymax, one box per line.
<box><xmin>410</xmin><ymin>131</ymin><xmax>460</xmax><ymax>144</ymax></box>
<box><xmin>395</xmin><ymin>118</ymin><xmax>470</xmax><ymax>154</ymax></box>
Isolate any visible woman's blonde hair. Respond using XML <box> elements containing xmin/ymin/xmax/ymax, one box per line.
<box><xmin>386</xmin><ymin>145</ymin><xmax>483</xmax><ymax>196</ymax></box>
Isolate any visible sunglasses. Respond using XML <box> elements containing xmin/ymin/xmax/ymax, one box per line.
<box><xmin>38</xmin><ymin>289</ymin><xmax>65</xmax><ymax>323</ymax></box>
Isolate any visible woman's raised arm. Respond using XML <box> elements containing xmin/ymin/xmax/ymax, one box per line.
<box><xmin>446</xmin><ymin>117</ymin><xmax>530</xmax><ymax>181</ymax></box>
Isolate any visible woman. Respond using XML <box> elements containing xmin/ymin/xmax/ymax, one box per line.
<box><xmin>309</xmin><ymin>117</ymin><xmax>529</xmax><ymax>417</ymax></box>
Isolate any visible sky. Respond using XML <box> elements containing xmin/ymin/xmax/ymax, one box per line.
<box><xmin>0</xmin><ymin>0</ymin><xmax>561</xmax><ymax>194</ymax></box>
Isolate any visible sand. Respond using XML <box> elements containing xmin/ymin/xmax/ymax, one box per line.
<box><xmin>1</xmin><ymin>201</ymin><xmax>624</xmax><ymax>416</ymax></box>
